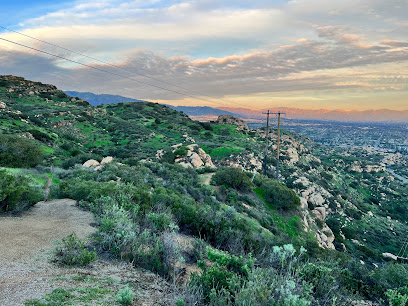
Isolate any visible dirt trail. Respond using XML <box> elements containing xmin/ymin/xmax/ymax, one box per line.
<box><xmin>0</xmin><ymin>199</ymin><xmax>175</xmax><ymax>306</ymax></box>
<box><xmin>0</xmin><ymin>199</ymin><xmax>96</xmax><ymax>305</ymax></box>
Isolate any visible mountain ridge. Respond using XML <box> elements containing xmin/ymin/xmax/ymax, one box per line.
<box><xmin>64</xmin><ymin>90</ymin><xmax>408</xmax><ymax>122</ymax></box>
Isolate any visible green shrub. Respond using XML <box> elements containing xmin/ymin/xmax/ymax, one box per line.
<box><xmin>116</xmin><ymin>286</ymin><xmax>135</xmax><ymax>305</ymax></box>
<box><xmin>0</xmin><ymin>170</ymin><xmax>42</xmax><ymax>213</ymax></box>
<box><xmin>190</xmin><ymin>247</ymin><xmax>254</xmax><ymax>303</ymax></box>
<box><xmin>212</xmin><ymin>167</ymin><xmax>252</xmax><ymax>192</ymax></box>
<box><xmin>174</xmin><ymin>146</ymin><xmax>189</xmax><ymax>157</ymax></box>
<box><xmin>175</xmin><ymin>298</ymin><xmax>185</xmax><ymax>306</ymax></box>
<box><xmin>386</xmin><ymin>286</ymin><xmax>408</xmax><ymax>306</ymax></box>
<box><xmin>261</xmin><ymin>179</ymin><xmax>300</xmax><ymax>210</ymax></box>
<box><xmin>192</xmin><ymin>238</ymin><xmax>207</xmax><ymax>262</ymax></box>
<box><xmin>299</xmin><ymin>263</ymin><xmax>337</xmax><ymax>300</ymax></box>
<box><xmin>0</xmin><ymin>134</ymin><xmax>43</xmax><ymax>168</ymax></box>
<box><xmin>373</xmin><ymin>263</ymin><xmax>408</xmax><ymax>291</ymax></box>
<box><xmin>53</xmin><ymin>233</ymin><xmax>97</xmax><ymax>266</ymax></box>
<box><xmin>146</xmin><ymin>212</ymin><xmax>178</xmax><ymax>232</ymax></box>
<box><xmin>161</xmin><ymin>151</ymin><xmax>175</xmax><ymax>164</ymax></box>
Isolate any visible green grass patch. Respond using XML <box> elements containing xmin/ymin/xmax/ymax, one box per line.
<box><xmin>41</xmin><ymin>146</ymin><xmax>55</xmax><ymax>155</ymax></box>
<box><xmin>208</xmin><ymin>146</ymin><xmax>244</xmax><ymax>159</ymax></box>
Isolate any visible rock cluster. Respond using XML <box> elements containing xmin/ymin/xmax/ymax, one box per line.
<box><xmin>349</xmin><ymin>162</ymin><xmax>385</xmax><ymax>173</ymax></box>
<box><xmin>175</xmin><ymin>144</ymin><xmax>215</xmax><ymax>169</ymax></box>
<box><xmin>82</xmin><ymin>156</ymin><xmax>114</xmax><ymax>170</ymax></box>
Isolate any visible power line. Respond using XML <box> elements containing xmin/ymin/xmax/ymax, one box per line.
<box><xmin>0</xmin><ymin>25</ymin><xmax>254</xmax><ymax>109</ymax></box>
<box><xmin>0</xmin><ymin>37</ymin><xmax>245</xmax><ymax>107</ymax></box>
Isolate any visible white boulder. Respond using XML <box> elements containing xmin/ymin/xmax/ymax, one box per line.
<box><xmin>83</xmin><ymin>159</ymin><xmax>100</xmax><ymax>168</ymax></box>
<box><xmin>101</xmin><ymin>156</ymin><xmax>113</xmax><ymax>165</ymax></box>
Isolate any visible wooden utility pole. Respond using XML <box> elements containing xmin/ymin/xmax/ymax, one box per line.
<box><xmin>262</xmin><ymin>110</ymin><xmax>270</xmax><ymax>176</ymax></box>
<box><xmin>275</xmin><ymin>111</ymin><xmax>283</xmax><ymax>180</ymax></box>
<box><xmin>262</xmin><ymin>110</ymin><xmax>285</xmax><ymax>179</ymax></box>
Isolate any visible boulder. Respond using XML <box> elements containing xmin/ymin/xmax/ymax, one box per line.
<box><xmin>83</xmin><ymin>159</ymin><xmax>100</xmax><ymax>168</ymax></box>
<box><xmin>300</xmin><ymin>197</ymin><xmax>308</xmax><ymax>209</ymax></box>
<box><xmin>189</xmin><ymin>152</ymin><xmax>204</xmax><ymax>168</ymax></box>
<box><xmin>0</xmin><ymin>101</ymin><xmax>6</xmax><ymax>109</ymax></box>
<box><xmin>309</xmin><ymin>192</ymin><xmax>325</xmax><ymax>206</ymax></box>
<box><xmin>101</xmin><ymin>156</ymin><xmax>113</xmax><ymax>165</ymax></box>
<box><xmin>313</xmin><ymin>207</ymin><xmax>326</xmax><ymax>221</ymax></box>
<box><xmin>382</xmin><ymin>252</ymin><xmax>398</xmax><ymax>261</ymax></box>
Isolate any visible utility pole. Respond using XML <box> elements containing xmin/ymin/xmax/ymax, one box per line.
<box><xmin>262</xmin><ymin>110</ymin><xmax>285</xmax><ymax>179</ymax></box>
<box><xmin>275</xmin><ymin>111</ymin><xmax>284</xmax><ymax>180</ymax></box>
<box><xmin>262</xmin><ymin>110</ymin><xmax>270</xmax><ymax>176</ymax></box>
<box><xmin>267</xmin><ymin>111</ymin><xmax>285</xmax><ymax>180</ymax></box>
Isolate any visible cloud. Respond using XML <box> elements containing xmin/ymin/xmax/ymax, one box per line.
<box><xmin>315</xmin><ymin>26</ymin><xmax>377</xmax><ymax>50</ymax></box>
<box><xmin>1</xmin><ymin>0</ymin><xmax>408</xmax><ymax>110</ymax></box>
<box><xmin>1</xmin><ymin>31</ymin><xmax>407</xmax><ymax>103</ymax></box>
<box><xmin>380</xmin><ymin>40</ymin><xmax>408</xmax><ymax>47</ymax></box>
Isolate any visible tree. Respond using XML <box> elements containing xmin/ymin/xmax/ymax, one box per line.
<box><xmin>0</xmin><ymin>134</ymin><xmax>43</xmax><ymax>168</ymax></box>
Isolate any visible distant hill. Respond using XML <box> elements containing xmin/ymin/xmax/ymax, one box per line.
<box><xmin>165</xmin><ymin>105</ymin><xmax>238</xmax><ymax>117</ymax></box>
<box><xmin>64</xmin><ymin>91</ymin><xmax>147</xmax><ymax>106</ymax></box>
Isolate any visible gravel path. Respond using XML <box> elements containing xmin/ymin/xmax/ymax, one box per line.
<box><xmin>0</xmin><ymin>199</ymin><xmax>96</xmax><ymax>305</ymax></box>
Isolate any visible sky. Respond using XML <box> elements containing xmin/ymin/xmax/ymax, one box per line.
<box><xmin>0</xmin><ymin>0</ymin><xmax>407</xmax><ymax>111</ymax></box>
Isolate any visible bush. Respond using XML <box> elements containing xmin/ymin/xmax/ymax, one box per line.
<box><xmin>192</xmin><ymin>238</ymin><xmax>207</xmax><ymax>262</ymax></box>
<box><xmin>212</xmin><ymin>167</ymin><xmax>252</xmax><ymax>192</ymax></box>
<box><xmin>190</xmin><ymin>247</ymin><xmax>253</xmax><ymax>303</ymax></box>
<box><xmin>174</xmin><ymin>146</ymin><xmax>189</xmax><ymax>157</ymax></box>
<box><xmin>116</xmin><ymin>286</ymin><xmax>135</xmax><ymax>305</ymax></box>
<box><xmin>386</xmin><ymin>286</ymin><xmax>408</xmax><ymax>306</ymax></box>
<box><xmin>0</xmin><ymin>170</ymin><xmax>42</xmax><ymax>213</ymax></box>
<box><xmin>261</xmin><ymin>179</ymin><xmax>300</xmax><ymax>210</ymax></box>
<box><xmin>53</xmin><ymin>233</ymin><xmax>97</xmax><ymax>266</ymax></box>
<box><xmin>0</xmin><ymin>134</ymin><xmax>43</xmax><ymax>168</ymax></box>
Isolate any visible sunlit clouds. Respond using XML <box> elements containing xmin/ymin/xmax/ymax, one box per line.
<box><xmin>0</xmin><ymin>0</ymin><xmax>407</xmax><ymax>110</ymax></box>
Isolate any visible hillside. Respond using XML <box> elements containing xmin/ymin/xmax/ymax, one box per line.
<box><xmin>1</xmin><ymin>75</ymin><xmax>408</xmax><ymax>305</ymax></box>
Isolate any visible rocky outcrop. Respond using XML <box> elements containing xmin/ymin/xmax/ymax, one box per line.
<box><xmin>315</xmin><ymin>224</ymin><xmax>335</xmax><ymax>250</ymax></box>
<box><xmin>183</xmin><ymin>144</ymin><xmax>215</xmax><ymax>169</ymax></box>
<box><xmin>349</xmin><ymin>161</ymin><xmax>386</xmax><ymax>173</ymax></box>
<box><xmin>301</xmin><ymin>186</ymin><xmax>326</xmax><ymax>207</ymax></box>
<box><xmin>216</xmin><ymin>115</ymin><xmax>249</xmax><ymax>131</ymax></box>
<box><xmin>312</xmin><ymin>207</ymin><xmax>326</xmax><ymax>221</ymax></box>
<box><xmin>159</xmin><ymin>144</ymin><xmax>216</xmax><ymax>169</ymax></box>
<box><xmin>83</xmin><ymin>157</ymin><xmax>113</xmax><ymax>169</ymax></box>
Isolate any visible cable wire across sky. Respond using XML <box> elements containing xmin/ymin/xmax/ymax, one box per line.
<box><xmin>0</xmin><ymin>25</ymin><xmax>256</xmax><ymax>109</ymax></box>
